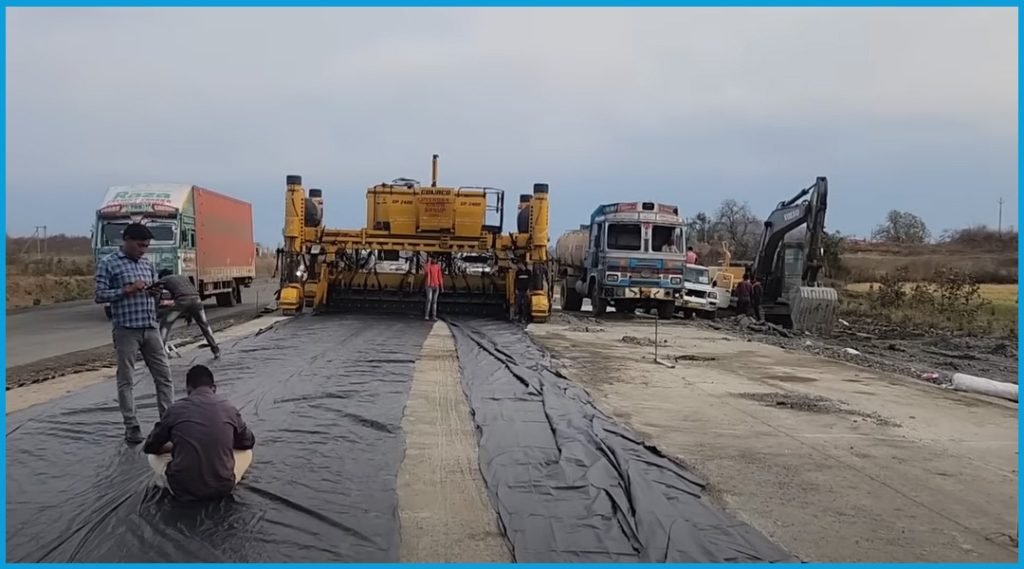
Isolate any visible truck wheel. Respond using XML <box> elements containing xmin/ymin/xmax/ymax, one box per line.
<box><xmin>591</xmin><ymin>290</ymin><xmax>607</xmax><ymax>317</ymax></box>
<box><xmin>657</xmin><ymin>300</ymin><xmax>675</xmax><ymax>319</ymax></box>
<box><xmin>561</xmin><ymin>281</ymin><xmax>583</xmax><ymax>312</ymax></box>
<box><xmin>616</xmin><ymin>300</ymin><xmax>637</xmax><ymax>314</ymax></box>
<box><xmin>216</xmin><ymin>290</ymin><xmax>236</xmax><ymax>308</ymax></box>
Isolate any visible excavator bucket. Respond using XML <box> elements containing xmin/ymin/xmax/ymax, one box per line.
<box><xmin>789</xmin><ymin>286</ymin><xmax>840</xmax><ymax>336</ymax></box>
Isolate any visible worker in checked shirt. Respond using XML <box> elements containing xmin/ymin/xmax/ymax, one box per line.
<box><xmin>94</xmin><ymin>223</ymin><xmax>174</xmax><ymax>444</ymax></box>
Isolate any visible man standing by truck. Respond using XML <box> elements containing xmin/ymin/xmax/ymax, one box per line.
<box><xmin>157</xmin><ymin>269</ymin><xmax>221</xmax><ymax>359</ymax></box>
<box><xmin>94</xmin><ymin>223</ymin><xmax>174</xmax><ymax>444</ymax></box>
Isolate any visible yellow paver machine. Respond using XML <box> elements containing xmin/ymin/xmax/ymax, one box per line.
<box><xmin>276</xmin><ymin>155</ymin><xmax>552</xmax><ymax>322</ymax></box>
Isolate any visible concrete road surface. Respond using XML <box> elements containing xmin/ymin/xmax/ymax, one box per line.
<box><xmin>5</xmin><ymin>279</ymin><xmax>278</xmax><ymax>369</ymax></box>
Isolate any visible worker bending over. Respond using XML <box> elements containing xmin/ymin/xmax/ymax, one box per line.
<box><xmin>143</xmin><ymin>365</ymin><xmax>255</xmax><ymax>501</ymax></box>
<box><xmin>157</xmin><ymin>269</ymin><xmax>221</xmax><ymax>358</ymax></box>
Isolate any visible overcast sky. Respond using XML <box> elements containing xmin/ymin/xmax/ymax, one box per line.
<box><xmin>6</xmin><ymin>7</ymin><xmax>1018</xmax><ymax>245</ymax></box>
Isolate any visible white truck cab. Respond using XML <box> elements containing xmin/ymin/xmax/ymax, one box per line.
<box><xmin>676</xmin><ymin>263</ymin><xmax>720</xmax><ymax>319</ymax></box>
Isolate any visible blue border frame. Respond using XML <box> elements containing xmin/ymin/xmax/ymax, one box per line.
<box><xmin>1</xmin><ymin>2</ymin><xmax>1019</xmax><ymax>567</ymax></box>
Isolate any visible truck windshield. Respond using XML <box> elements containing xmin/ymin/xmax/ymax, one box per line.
<box><xmin>100</xmin><ymin>222</ymin><xmax>177</xmax><ymax>246</ymax></box>
<box><xmin>652</xmin><ymin>225</ymin><xmax>684</xmax><ymax>253</ymax></box>
<box><xmin>684</xmin><ymin>266</ymin><xmax>711</xmax><ymax>284</ymax></box>
<box><xmin>606</xmin><ymin>223</ymin><xmax>641</xmax><ymax>251</ymax></box>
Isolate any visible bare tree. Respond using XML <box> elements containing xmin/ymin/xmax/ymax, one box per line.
<box><xmin>714</xmin><ymin>199</ymin><xmax>762</xmax><ymax>259</ymax></box>
<box><xmin>872</xmin><ymin>210</ymin><xmax>930</xmax><ymax>244</ymax></box>
<box><xmin>685</xmin><ymin>211</ymin><xmax>713</xmax><ymax>244</ymax></box>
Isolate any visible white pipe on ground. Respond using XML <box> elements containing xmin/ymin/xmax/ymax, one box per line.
<box><xmin>951</xmin><ymin>373</ymin><xmax>1018</xmax><ymax>402</ymax></box>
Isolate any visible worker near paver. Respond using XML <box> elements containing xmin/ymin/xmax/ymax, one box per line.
<box><xmin>157</xmin><ymin>269</ymin><xmax>221</xmax><ymax>359</ymax></box>
<box><xmin>514</xmin><ymin>262</ymin><xmax>533</xmax><ymax>323</ymax></box>
<box><xmin>685</xmin><ymin>246</ymin><xmax>698</xmax><ymax>264</ymax></box>
<box><xmin>94</xmin><ymin>223</ymin><xmax>174</xmax><ymax>444</ymax></box>
<box><xmin>423</xmin><ymin>255</ymin><xmax>443</xmax><ymax>321</ymax></box>
<box><xmin>751</xmin><ymin>276</ymin><xmax>764</xmax><ymax>321</ymax></box>
<box><xmin>735</xmin><ymin>273</ymin><xmax>753</xmax><ymax>316</ymax></box>
<box><xmin>143</xmin><ymin>365</ymin><xmax>256</xmax><ymax>501</ymax></box>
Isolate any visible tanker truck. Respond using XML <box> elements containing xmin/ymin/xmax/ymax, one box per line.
<box><xmin>554</xmin><ymin>202</ymin><xmax>687</xmax><ymax>318</ymax></box>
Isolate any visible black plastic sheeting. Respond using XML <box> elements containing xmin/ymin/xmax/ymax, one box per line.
<box><xmin>446</xmin><ymin>317</ymin><xmax>798</xmax><ymax>563</ymax></box>
<box><xmin>6</xmin><ymin>315</ymin><xmax>432</xmax><ymax>563</ymax></box>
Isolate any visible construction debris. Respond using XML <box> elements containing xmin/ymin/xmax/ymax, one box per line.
<box><xmin>736</xmin><ymin>391</ymin><xmax>902</xmax><ymax>427</ymax></box>
<box><xmin>674</xmin><ymin>354</ymin><xmax>717</xmax><ymax>362</ymax></box>
<box><xmin>621</xmin><ymin>335</ymin><xmax>668</xmax><ymax>346</ymax></box>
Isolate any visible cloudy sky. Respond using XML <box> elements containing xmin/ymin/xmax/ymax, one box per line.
<box><xmin>5</xmin><ymin>7</ymin><xmax>1018</xmax><ymax>245</ymax></box>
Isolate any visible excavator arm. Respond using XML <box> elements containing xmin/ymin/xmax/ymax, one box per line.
<box><xmin>751</xmin><ymin>177</ymin><xmax>828</xmax><ymax>285</ymax></box>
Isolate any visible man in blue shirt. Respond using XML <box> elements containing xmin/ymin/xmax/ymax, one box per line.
<box><xmin>95</xmin><ymin>223</ymin><xmax>174</xmax><ymax>444</ymax></box>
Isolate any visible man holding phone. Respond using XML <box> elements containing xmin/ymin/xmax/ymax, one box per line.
<box><xmin>95</xmin><ymin>223</ymin><xmax>174</xmax><ymax>444</ymax></box>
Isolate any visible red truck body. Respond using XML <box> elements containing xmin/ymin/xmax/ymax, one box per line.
<box><xmin>192</xmin><ymin>186</ymin><xmax>255</xmax><ymax>306</ymax></box>
<box><xmin>194</xmin><ymin>187</ymin><xmax>256</xmax><ymax>282</ymax></box>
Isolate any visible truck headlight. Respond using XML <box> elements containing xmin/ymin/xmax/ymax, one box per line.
<box><xmin>709</xmin><ymin>291</ymin><xmax>718</xmax><ymax>299</ymax></box>
<box><xmin>669</xmin><ymin>276</ymin><xmax>682</xmax><ymax>286</ymax></box>
<box><xmin>605</xmin><ymin>273</ymin><xmax>620</xmax><ymax>283</ymax></box>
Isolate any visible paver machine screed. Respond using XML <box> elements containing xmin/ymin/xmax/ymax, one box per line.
<box><xmin>276</xmin><ymin>155</ymin><xmax>553</xmax><ymax>322</ymax></box>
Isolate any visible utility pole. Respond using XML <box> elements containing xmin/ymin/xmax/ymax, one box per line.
<box><xmin>19</xmin><ymin>225</ymin><xmax>48</xmax><ymax>257</ymax></box>
<box><xmin>35</xmin><ymin>225</ymin><xmax>47</xmax><ymax>255</ymax></box>
<box><xmin>998</xmin><ymin>198</ymin><xmax>1004</xmax><ymax>236</ymax></box>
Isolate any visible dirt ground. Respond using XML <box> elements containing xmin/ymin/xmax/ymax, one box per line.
<box><xmin>529</xmin><ymin>314</ymin><xmax>1018</xmax><ymax>563</ymax></box>
<box><xmin>662</xmin><ymin>311</ymin><xmax>1017</xmax><ymax>386</ymax></box>
<box><xmin>396</xmin><ymin>323</ymin><xmax>511</xmax><ymax>562</ymax></box>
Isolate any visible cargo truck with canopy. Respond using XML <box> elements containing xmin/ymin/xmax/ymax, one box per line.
<box><xmin>92</xmin><ymin>184</ymin><xmax>256</xmax><ymax>319</ymax></box>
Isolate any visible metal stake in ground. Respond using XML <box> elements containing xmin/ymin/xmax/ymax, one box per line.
<box><xmin>639</xmin><ymin>312</ymin><xmax>675</xmax><ymax>369</ymax></box>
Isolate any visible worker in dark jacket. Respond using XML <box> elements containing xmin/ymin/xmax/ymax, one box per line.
<box><xmin>751</xmin><ymin>276</ymin><xmax>764</xmax><ymax>321</ymax></box>
<box><xmin>143</xmin><ymin>365</ymin><xmax>255</xmax><ymax>501</ymax></box>
<box><xmin>735</xmin><ymin>273</ymin><xmax>753</xmax><ymax>316</ymax></box>
<box><xmin>514</xmin><ymin>262</ymin><xmax>533</xmax><ymax>323</ymax></box>
<box><xmin>157</xmin><ymin>269</ymin><xmax>220</xmax><ymax>358</ymax></box>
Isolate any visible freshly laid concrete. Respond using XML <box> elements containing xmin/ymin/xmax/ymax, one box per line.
<box><xmin>396</xmin><ymin>323</ymin><xmax>511</xmax><ymax>563</ymax></box>
<box><xmin>529</xmin><ymin>318</ymin><xmax>1018</xmax><ymax>563</ymax></box>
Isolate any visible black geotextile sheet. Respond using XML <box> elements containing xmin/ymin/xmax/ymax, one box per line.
<box><xmin>446</xmin><ymin>317</ymin><xmax>798</xmax><ymax>563</ymax></box>
<box><xmin>6</xmin><ymin>315</ymin><xmax>433</xmax><ymax>563</ymax></box>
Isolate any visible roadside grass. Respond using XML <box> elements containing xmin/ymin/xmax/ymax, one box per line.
<box><xmin>843</xmin><ymin>282</ymin><xmax>1017</xmax><ymax>337</ymax></box>
<box><xmin>7</xmin><ymin>254</ymin><xmax>278</xmax><ymax>309</ymax></box>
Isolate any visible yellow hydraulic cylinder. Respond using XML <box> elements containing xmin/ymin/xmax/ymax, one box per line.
<box><xmin>529</xmin><ymin>183</ymin><xmax>550</xmax><ymax>263</ymax></box>
<box><xmin>284</xmin><ymin>175</ymin><xmax>305</xmax><ymax>254</ymax></box>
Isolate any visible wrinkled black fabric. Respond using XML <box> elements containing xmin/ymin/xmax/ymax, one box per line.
<box><xmin>446</xmin><ymin>318</ymin><xmax>797</xmax><ymax>563</ymax></box>
<box><xmin>6</xmin><ymin>315</ymin><xmax>431</xmax><ymax>563</ymax></box>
